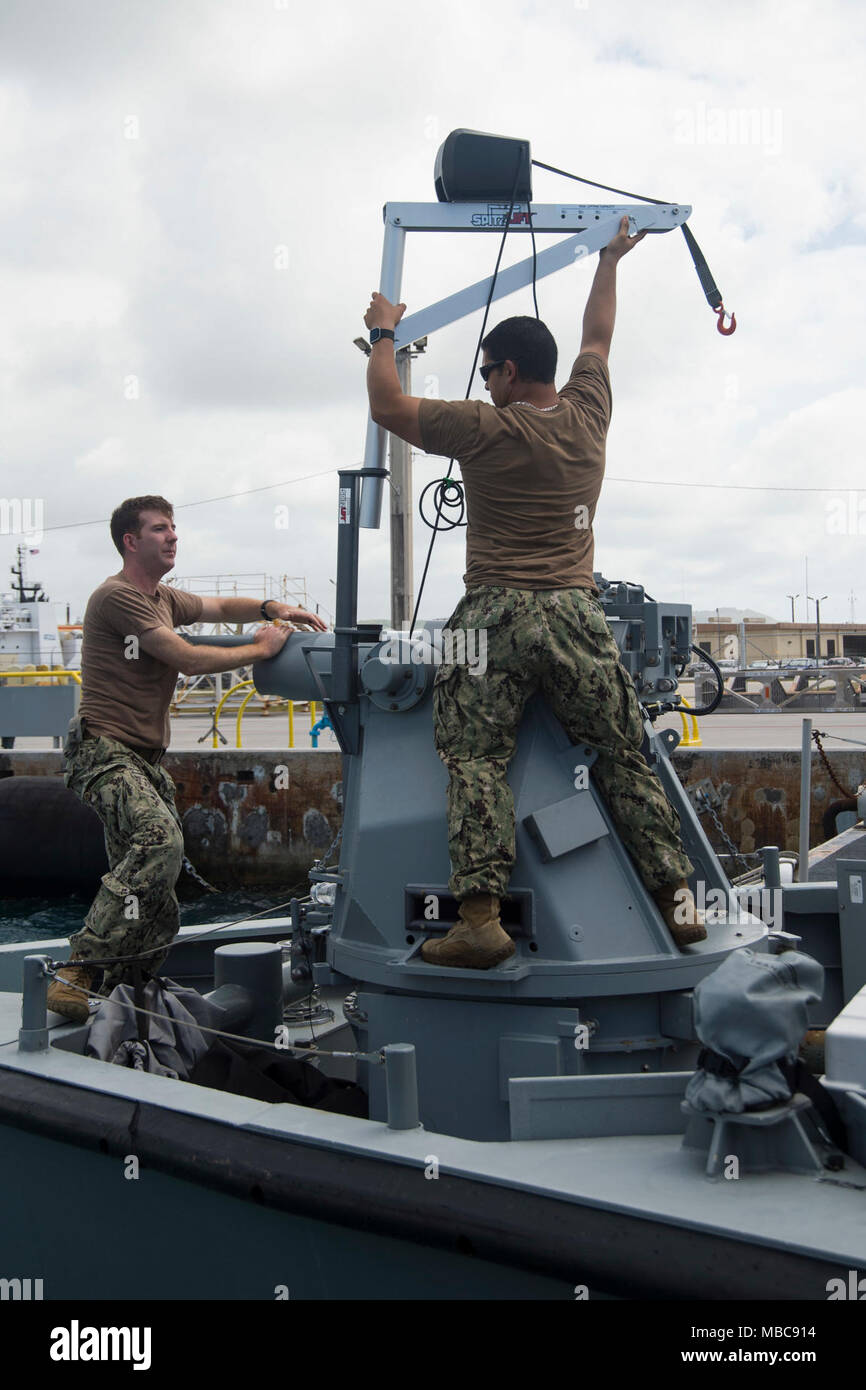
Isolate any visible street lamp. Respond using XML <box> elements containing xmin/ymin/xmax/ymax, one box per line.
<box><xmin>807</xmin><ymin>594</ymin><xmax>828</xmax><ymax>663</ymax></box>
<box><xmin>786</xmin><ymin>593</ymin><xmax>799</xmax><ymax>624</ymax></box>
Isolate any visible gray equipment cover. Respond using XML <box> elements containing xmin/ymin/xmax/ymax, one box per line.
<box><xmin>85</xmin><ymin>978</ymin><xmax>217</xmax><ymax>1079</ymax></box>
<box><xmin>685</xmin><ymin>949</ymin><xmax>824</xmax><ymax>1114</ymax></box>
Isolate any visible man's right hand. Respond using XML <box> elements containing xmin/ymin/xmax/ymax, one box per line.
<box><xmin>255</xmin><ymin>623</ymin><xmax>292</xmax><ymax>659</ymax></box>
<box><xmin>600</xmin><ymin>214</ymin><xmax>647</xmax><ymax>263</ymax></box>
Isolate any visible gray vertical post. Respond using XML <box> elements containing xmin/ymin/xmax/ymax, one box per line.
<box><xmin>333</xmin><ymin>470</ymin><xmax>361</xmax><ymax>709</ymax></box>
<box><xmin>390</xmin><ymin>348</ymin><xmax>415</xmax><ymax>631</ymax></box>
<box><xmin>19</xmin><ymin>955</ymin><xmax>50</xmax><ymax>1051</ymax></box>
<box><xmin>360</xmin><ymin>217</ymin><xmax>406</xmax><ymax>530</ymax></box>
<box><xmin>738</xmin><ymin>621</ymin><xmax>747</xmax><ymax>667</ymax></box>
<box><xmin>798</xmin><ymin>717</ymin><xmax>812</xmax><ymax>882</ymax></box>
<box><xmin>384</xmin><ymin>1043</ymin><xmax>420</xmax><ymax>1130</ymax></box>
<box><xmin>762</xmin><ymin>845</ymin><xmax>781</xmax><ymax>891</ymax></box>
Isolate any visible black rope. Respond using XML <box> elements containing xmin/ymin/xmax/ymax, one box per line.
<box><xmin>408</xmin><ymin>160</ymin><xmax>528</xmax><ymax>638</ymax></box>
<box><xmin>531</xmin><ymin>158</ymin><xmax>668</xmax><ymax>206</ymax></box>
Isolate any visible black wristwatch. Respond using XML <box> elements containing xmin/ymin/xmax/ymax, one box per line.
<box><xmin>369</xmin><ymin>327</ymin><xmax>395</xmax><ymax>345</ymax></box>
<box><xmin>260</xmin><ymin>599</ymin><xmax>276</xmax><ymax>620</ymax></box>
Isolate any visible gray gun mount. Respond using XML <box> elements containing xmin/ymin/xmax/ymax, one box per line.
<box><xmin>594</xmin><ymin>574</ymin><xmax>692</xmax><ymax>704</ymax></box>
<box><xmin>247</xmin><ymin>561</ymin><xmax>764</xmax><ymax>1142</ymax></box>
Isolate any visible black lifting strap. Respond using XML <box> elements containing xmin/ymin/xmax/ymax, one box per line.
<box><xmin>698</xmin><ymin>1047</ymin><xmax>849</xmax><ymax>1155</ymax></box>
<box><xmin>131</xmin><ymin>963</ymin><xmax>149</xmax><ymax>1045</ymax></box>
<box><xmin>681</xmin><ymin>222</ymin><xmax>723</xmax><ymax>312</ymax></box>
<box><xmin>778</xmin><ymin>1057</ymin><xmax>849</xmax><ymax>1155</ymax></box>
<box><xmin>530</xmin><ymin>158</ymin><xmax>733</xmax><ymax>325</ymax></box>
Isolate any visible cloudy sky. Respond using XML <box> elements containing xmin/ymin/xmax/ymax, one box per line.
<box><xmin>1</xmin><ymin>0</ymin><xmax>864</xmax><ymax>630</ymax></box>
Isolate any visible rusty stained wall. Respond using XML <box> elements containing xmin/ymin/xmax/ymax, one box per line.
<box><xmin>3</xmin><ymin>746</ymin><xmax>865</xmax><ymax>885</ymax></box>
<box><xmin>168</xmin><ymin>749</ymin><xmax>344</xmax><ymax>887</ymax></box>
<box><xmin>0</xmin><ymin>748</ymin><xmax>343</xmax><ymax>888</ymax></box>
<box><xmin>673</xmin><ymin>748</ymin><xmax>866</xmax><ymax>859</ymax></box>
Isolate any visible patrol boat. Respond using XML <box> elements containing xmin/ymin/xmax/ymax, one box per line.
<box><xmin>0</xmin><ymin>135</ymin><xmax>864</xmax><ymax>1301</ymax></box>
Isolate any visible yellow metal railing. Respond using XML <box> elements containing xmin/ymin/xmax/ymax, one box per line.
<box><xmin>0</xmin><ymin>667</ymin><xmax>81</xmax><ymax>686</ymax></box>
<box><xmin>211</xmin><ymin>680</ymin><xmax>321</xmax><ymax>749</ymax></box>
<box><xmin>678</xmin><ymin>697</ymin><xmax>702</xmax><ymax>747</ymax></box>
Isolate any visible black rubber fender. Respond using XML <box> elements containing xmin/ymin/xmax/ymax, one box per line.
<box><xmin>0</xmin><ymin>775</ymin><xmax>108</xmax><ymax>889</ymax></box>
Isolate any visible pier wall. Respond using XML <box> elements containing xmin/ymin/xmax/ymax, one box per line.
<box><xmin>2</xmin><ymin>746</ymin><xmax>865</xmax><ymax>886</ymax></box>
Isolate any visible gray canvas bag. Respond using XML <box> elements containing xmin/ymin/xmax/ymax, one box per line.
<box><xmin>685</xmin><ymin>948</ymin><xmax>824</xmax><ymax>1114</ymax></box>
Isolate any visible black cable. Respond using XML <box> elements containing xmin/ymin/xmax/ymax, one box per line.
<box><xmin>687</xmin><ymin>645</ymin><xmax>725</xmax><ymax>715</ymax></box>
<box><xmin>409</xmin><ymin>159</ymin><xmax>535</xmax><ymax>637</ymax></box>
<box><xmin>532</xmin><ymin>157</ymin><xmax>729</xmax><ymax>316</ymax></box>
<box><xmin>528</xmin><ymin>199</ymin><xmax>539</xmax><ymax>319</ymax></box>
<box><xmin>531</xmin><ymin>157</ymin><xmax>668</xmax><ymax>206</ymax></box>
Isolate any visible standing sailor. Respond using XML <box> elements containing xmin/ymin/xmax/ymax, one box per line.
<box><xmin>48</xmin><ymin>494</ymin><xmax>326</xmax><ymax>1021</ymax></box>
<box><xmin>362</xmin><ymin>217</ymin><xmax>706</xmax><ymax>968</ymax></box>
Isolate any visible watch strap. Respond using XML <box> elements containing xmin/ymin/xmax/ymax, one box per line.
<box><xmin>370</xmin><ymin>328</ymin><xmax>395</xmax><ymax>344</ymax></box>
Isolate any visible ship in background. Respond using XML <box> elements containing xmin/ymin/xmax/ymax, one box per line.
<box><xmin>0</xmin><ymin>546</ymin><xmax>81</xmax><ymax>749</ymax></box>
<box><xmin>0</xmin><ymin>545</ymin><xmax>82</xmax><ymax>673</ymax></box>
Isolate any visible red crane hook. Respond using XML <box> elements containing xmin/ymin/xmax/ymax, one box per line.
<box><xmin>715</xmin><ymin>305</ymin><xmax>736</xmax><ymax>335</ymax></box>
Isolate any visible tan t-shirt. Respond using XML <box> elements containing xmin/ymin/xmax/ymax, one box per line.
<box><xmin>417</xmin><ymin>352</ymin><xmax>611</xmax><ymax>591</ymax></box>
<box><xmin>79</xmin><ymin>576</ymin><xmax>204</xmax><ymax>749</ymax></box>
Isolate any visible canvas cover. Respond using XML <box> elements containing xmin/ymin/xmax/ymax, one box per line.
<box><xmin>86</xmin><ymin>978</ymin><xmax>216</xmax><ymax>1079</ymax></box>
<box><xmin>685</xmin><ymin>948</ymin><xmax>824</xmax><ymax>1114</ymax></box>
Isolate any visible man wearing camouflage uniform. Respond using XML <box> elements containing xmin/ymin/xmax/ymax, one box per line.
<box><xmin>47</xmin><ymin>495</ymin><xmax>326</xmax><ymax>1022</ymax></box>
<box><xmin>363</xmin><ymin>218</ymin><xmax>705</xmax><ymax>968</ymax></box>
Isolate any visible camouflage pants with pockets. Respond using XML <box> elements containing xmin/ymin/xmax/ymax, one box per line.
<box><xmin>432</xmin><ymin>586</ymin><xmax>694</xmax><ymax>900</ymax></box>
<box><xmin>63</xmin><ymin>717</ymin><xmax>184</xmax><ymax>992</ymax></box>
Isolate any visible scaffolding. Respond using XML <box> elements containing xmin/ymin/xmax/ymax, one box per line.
<box><xmin>167</xmin><ymin>574</ymin><xmax>331</xmax><ymax>723</ymax></box>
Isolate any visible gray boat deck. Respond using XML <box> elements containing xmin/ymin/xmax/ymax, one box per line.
<box><xmin>1</xmin><ymin>982</ymin><xmax>864</xmax><ymax>1277</ymax></box>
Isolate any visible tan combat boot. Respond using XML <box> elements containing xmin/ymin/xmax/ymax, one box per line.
<box><xmin>652</xmin><ymin>880</ymin><xmax>708</xmax><ymax>949</ymax></box>
<box><xmin>420</xmin><ymin>894</ymin><xmax>516</xmax><ymax>969</ymax></box>
<box><xmin>46</xmin><ymin>956</ymin><xmax>97</xmax><ymax>1023</ymax></box>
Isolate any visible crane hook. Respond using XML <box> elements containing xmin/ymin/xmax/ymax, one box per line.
<box><xmin>715</xmin><ymin>305</ymin><xmax>736</xmax><ymax>336</ymax></box>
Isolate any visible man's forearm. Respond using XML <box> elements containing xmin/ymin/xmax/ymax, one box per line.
<box><xmin>181</xmin><ymin>639</ymin><xmax>272</xmax><ymax>676</ymax></box>
<box><xmin>366</xmin><ymin>340</ymin><xmax>402</xmax><ymax>419</ymax></box>
<box><xmin>217</xmin><ymin>597</ymin><xmax>269</xmax><ymax>624</ymax></box>
<box><xmin>581</xmin><ymin>252</ymin><xmax>618</xmax><ymax>350</ymax></box>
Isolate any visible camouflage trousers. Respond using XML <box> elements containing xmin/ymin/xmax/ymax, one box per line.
<box><xmin>63</xmin><ymin>717</ymin><xmax>184</xmax><ymax>992</ymax></box>
<box><xmin>432</xmin><ymin>587</ymin><xmax>694</xmax><ymax>900</ymax></box>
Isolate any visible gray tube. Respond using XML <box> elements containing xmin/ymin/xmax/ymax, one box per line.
<box><xmin>761</xmin><ymin>845</ymin><xmax>781</xmax><ymax>890</ymax></box>
<box><xmin>798</xmin><ymin>718</ymin><xmax>812</xmax><ymax>882</ymax></box>
<box><xmin>19</xmin><ymin>955</ymin><xmax>50</xmax><ymax>1051</ymax></box>
<box><xmin>384</xmin><ymin>1042</ymin><xmax>420</xmax><ymax>1129</ymax></box>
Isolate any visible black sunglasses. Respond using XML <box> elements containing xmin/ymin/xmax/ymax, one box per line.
<box><xmin>479</xmin><ymin>360</ymin><xmax>507</xmax><ymax>383</ymax></box>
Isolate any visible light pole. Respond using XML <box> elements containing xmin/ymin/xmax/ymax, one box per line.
<box><xmin>786</xmin><ymin>593</ymin><xmax>799</xmax><ymax>624</ymax></box>
<box><xmin>807</xmin><ymin>593</ymin><xmax>827</xmax><ymax>663</ymax></box>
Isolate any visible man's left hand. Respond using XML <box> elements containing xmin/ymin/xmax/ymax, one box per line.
<box><xmin>364</xmin><ymin>293</ymin><xmax>407</xmax><ymax>332</ymax></box>
<box><xmin>266</xmin><ymin>605</ymin><xmax>328</xmax><ymax>631</ymax></box>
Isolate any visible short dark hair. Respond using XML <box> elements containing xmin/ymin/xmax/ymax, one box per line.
<box><xmin>110</xmin><ymin>496</ymin><xmax>174</xmax><ymax>557</ymax></box>
<box><xmin>481</xmin><ymin>316</ymin><xmax>557</xmax><ymax>384</ymax></box>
